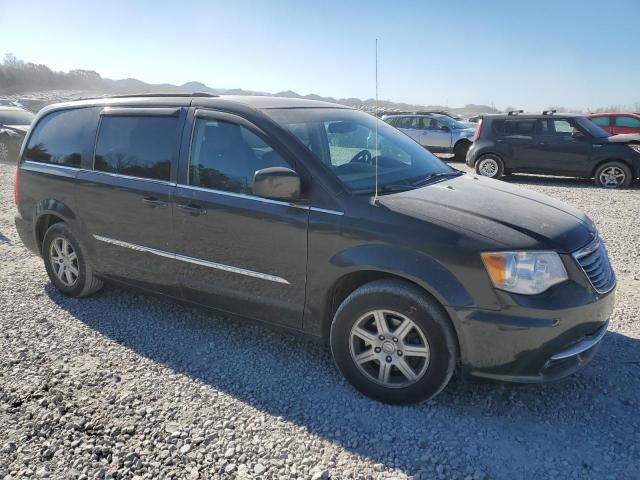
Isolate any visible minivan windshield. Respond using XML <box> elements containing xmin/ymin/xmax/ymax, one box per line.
<box><xmin>266</xmin><ymin>108</ymin><xmax>456</xmax><ymax>193</ymax></box>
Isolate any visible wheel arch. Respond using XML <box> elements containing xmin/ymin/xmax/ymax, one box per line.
<box><xmin>591</xmin><ymin>158</ymin><xmax>633</xmax><ymax>178</ymax></box>
<box><xmin>33</xmin><ymin>199</ymin><xmax>79</xmax><ymax>255</ymax></box>
<box><xmin>323</xmin><ymin>270</ymin><xmax>463</xmax><ymax>363</ymax></box>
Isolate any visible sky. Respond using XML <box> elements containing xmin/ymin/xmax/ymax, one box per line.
<box><xmin>1</xmin><ymin>0</ymin><xmax>638</xmax><ymax>111</ymax></box>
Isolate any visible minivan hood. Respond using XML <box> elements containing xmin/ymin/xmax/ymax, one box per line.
<box><xmin>377</xmin><ymin>174</ymin><xmax>594</xmax><ymax>252</ymax></box>
<box><xmin>607</xmin><ymin>133</ymin><xmax>640</xmax><ymax>143</ymax></box>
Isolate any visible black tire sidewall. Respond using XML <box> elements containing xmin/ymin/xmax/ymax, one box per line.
<box><xmin>595</xmin><ymin>162</ymin><xmax>632</xmax><ymax>188</ymax></box>
<box><xmin>330</xmin><ymin>281</ymin><xmax>457</xmax><ymax>404</ymax></box>
<box><xmin>43</xmin><ymin>223</ymin><xmax>89</xmax><ymax>297</ymax></box>
<box><xmin>475</xmin><ymin>154</ymin><xmax>504</xmax><ymax>178</ymax></box>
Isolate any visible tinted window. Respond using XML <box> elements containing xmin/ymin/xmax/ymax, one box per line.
<box><xmin>94</xmin><ymin>116</ymin><xmax>178</xmax><ymax>181</ymax></box>
<box><xmin>0</xmin><ymin>109</ymin><xmax>34</xmax><ymax>125</ymax></box>
<box><xmin>615</xmin><ymin>116</ymin><xmax>640</xmax><ymax>128</ymax></box>
<box><xmin>504</xmin><ymin>120</ymin><xmax>536</xmax><ymax>137</ymax></box>
<box><xmin>189</xmin><ymin>118</ymin><xmax>290</xmax><ymax>194</ymax></box>
<box><xmin>590</xmin><ymin>116</ymin><xmax>611</xmax><ymax>127</ymax></box>
<box><xmin>24</xmin><ymin>108</ymin><xmax>94</xmax><ymax>167</ymax></box>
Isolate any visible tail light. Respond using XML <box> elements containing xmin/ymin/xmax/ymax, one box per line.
<box><xmin>13</xmin><ymin>168</ymin><xmax>19</xmax><ymax>206</ymax></box>
<box><xmin>473</xmin><ymin>120</ymin><xmax>483</xmax><ymax>141</ymax></box>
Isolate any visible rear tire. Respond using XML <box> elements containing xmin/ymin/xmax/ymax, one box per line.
<box><xmin>453</xmin><ymin>140</ymin><xmax>471</xmax><ymax>162</ymax></box>
<box><xmin>594</xmin><ymin>161</ymin><xmax>632</xmax><ymax>188</ymax></box>
<box><xmin>475</xmin><ymin>154</ymin><xmax>504</xmax><ymax>179</ymax></box>
<box><xmin>330</xmin><ymin>280</ymin><xmax>458</xmax><ymax>404</ymax></box>
<box><xmin>43</xmin><ymin>223</ymin><xmax>103</xmax><ymax>297</ymax></box>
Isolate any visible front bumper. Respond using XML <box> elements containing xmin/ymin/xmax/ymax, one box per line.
<box><xmin>447</xmin><ymin>281</ymin><xmax>615</xmax><ymax>383</ymax></box>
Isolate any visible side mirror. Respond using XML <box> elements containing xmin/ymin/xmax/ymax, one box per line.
<box><xmin>253</xmin><ymin>167</ymin><xmax>300</xmax><ymax>201</ymax></box>
<box><xmin>440</xmin><ymin>125</ymin><xmax>450</xmax><ymax>132</ymax></box>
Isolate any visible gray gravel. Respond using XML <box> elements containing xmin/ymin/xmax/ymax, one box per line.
<box><xmin>1</xmin><ymin>160</ymin><xmax>639</xmax><ymax>480</ymax></box>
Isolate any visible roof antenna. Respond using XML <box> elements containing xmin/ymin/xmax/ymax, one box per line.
<box><xmin>373</xmin><ymin>38</ymin><xmax>379</xmax><ymax>204</ymax></box>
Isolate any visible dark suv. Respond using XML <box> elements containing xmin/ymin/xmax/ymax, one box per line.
<box><xmin>466</xmin><ymin>114</ymin><xmax>640</xmax><ymax>187</ymax></box>
<box><xmin>14</xmin><ymin>94</ymin><xmax>615</xmax><ymax>404</ymax></box>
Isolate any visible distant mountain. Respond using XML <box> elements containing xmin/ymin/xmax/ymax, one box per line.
<box><xmin>0</xmin><ymin>54</ymin><xmax>500</xmax><ymax>115</ymax></box>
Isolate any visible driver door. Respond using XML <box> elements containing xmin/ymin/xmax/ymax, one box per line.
<box><xmin>174</xmin><ymin>110</ymin><xmax>309</xmax><ymax>329</ymax></box>
<box><xmin>420</xmin><ymin>117</ymin><xmax>452</xmax><ymax>152</ymax></box>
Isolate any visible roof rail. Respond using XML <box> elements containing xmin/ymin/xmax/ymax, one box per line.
<box><xmin>542</xmin><ymin>109</ymin><xmax>556</xmax><ymax>115</ymax></box>
<box><xmin>105</xmin><ymin>92</ymin><xmax>218</xmax><ymax>99</ymax></box>
<box><xmin>507</xmin><ymin>110</ymin><xmax>524</xmax><ymax>116</ymax></box>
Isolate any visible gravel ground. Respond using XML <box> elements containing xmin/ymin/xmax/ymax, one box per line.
<box><xmin>0</xmin><ymin>160</ymin><xmax>639</xmax><ymax>480</ymax></box>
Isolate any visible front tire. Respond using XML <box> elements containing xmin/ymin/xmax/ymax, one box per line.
<box><xmin>594</xmin><ymin>161</ymin><xmax>632</xmax><ymax>188</ymax></box>
<box><xmin>330</xmin><ymin>280</ymin><xmax>458</xmax><ymax>404</ymax></box>
<box><xmin>475</xmin><ymin>154</ymin><xmax>504</xmax><ymax>179</ymax></box>
<box><xmin>43</xmin><ymin>223</ymin><xmax>103</xmax><ymax>297</ymax></box>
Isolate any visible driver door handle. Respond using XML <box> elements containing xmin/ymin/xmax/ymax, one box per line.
<box><xmin>178</xmin><ymin>203</ymin><xmax>206</xmax><ymax>216</ymax></box>
<box><xmin>142</xmin><ymin>196</ymin><xmax>168</xmax><ymax>208</ymax></box>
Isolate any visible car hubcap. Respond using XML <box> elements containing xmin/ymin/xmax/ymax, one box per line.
<box><xmin>49</xmin><ymin>237</ymin><xmax>79</xmax><ymax>287</ymax></box>
<box><xmin>349</xmin><ymin>309</ymin><xmax>430</xmax><ymax>388</ymax></box>
<box><xmin>0</xmin><ymin>143</ymin><xmax>8</xmax><ymax>163</ymax></box>
<box><xmin>478</xmin><ymin>158</ymin><xmax>498</xmax><ymax>177</ymax></box>
<box><xmin>599</xmin><ymin>166</ymin><xmax>626</xmax><ymax>187</ymax></box>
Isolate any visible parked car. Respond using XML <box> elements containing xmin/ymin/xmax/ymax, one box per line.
<box><xmin>382</xmin><ymin>113</ymin><xmax>476</xmax><ymax>160</ymax></box>
<box><xmin>15</xmin><ymin>94</ymin><xmax>615</xmax><ymax>404</ymax></box>
<box><xmin>586</xmin><ymin>113</ymin><xmax>640</xmax><ymax>135</ymax></box>
<box><xmin>466</xmin><ymin>113</ymin><xmax>640</xmax><ymax>187</ymax></box>
<box><xmin>0</xmin><ymin>106</ymin><xmax>34</xmax><ymax>163</ymax></box>
<box><xmin>422</xmin><ymin>110</ymin><xmax>475</xmax><ymax>128</ymax></box>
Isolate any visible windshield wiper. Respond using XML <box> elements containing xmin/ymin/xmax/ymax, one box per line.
<box><xmin>352</xmin><ymin>183</ymin><xmax>416</xmax><ymax>195</ymax></box>
<box><xmin>411</xmin><ymin>170</ymin><xmax>464</xmax><ymax>187</ymax></box>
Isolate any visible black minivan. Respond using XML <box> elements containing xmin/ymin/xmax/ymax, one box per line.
<box><xmin>466</xmin><ymin>113</ymin><xmax>640</xmax><ymax>187</ymax></box>
<box><xmin>14</xmin><ymin>94</ymin><xmax>616</xmax><ymax>403</ymax></box>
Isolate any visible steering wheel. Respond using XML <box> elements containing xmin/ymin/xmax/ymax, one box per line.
<box><xmin>349</xmin><ymin>149</ymin><xmax>372</xmax><ymax>164</ymax></box>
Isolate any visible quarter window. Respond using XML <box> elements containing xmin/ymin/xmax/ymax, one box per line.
<box><xmin>94</xmin><ymin>116</ymin><xmax>178</xmax><ymax>181</ymax></box>
<box><xmin>24</xmin><ymin>108</ymin><xmax>95</xmax><ymax>167</ymax></box>
<box><xmin>189</xmin><ymin>118</ymin><xmax>290</xmax><ymax>194</ymax></box>
<box><xmin>504</xmin><ymin>120</ymin><xmax>536</xmax><ymax>137</ymax></box>
<box><xmin>615</xmin><ymin>116</ymin><xmax>640</xmax><ymax>128</ymax></box>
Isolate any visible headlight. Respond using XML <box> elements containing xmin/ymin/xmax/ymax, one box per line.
<box><xmin>627</xmin><ymin>144</ymin><xmax>640</xmax><ymax>154</ymax></box>
<box><xmin>481</xmin><ymin>251</ymin><xmax>568</xmax><ymax>295</ymax></box>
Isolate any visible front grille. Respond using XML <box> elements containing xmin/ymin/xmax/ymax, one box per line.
<box><xmin>573</xmin><ymin>236</ymin><xmax>615</xmax><ymax>294</ymax></box>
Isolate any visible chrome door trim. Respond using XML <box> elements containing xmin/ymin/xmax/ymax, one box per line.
<box><xmin>88</xmin><ymin>169</ymin><xmax>177</xmax><ymax>186</ymax></box>
<box><xmin>93</xmin><ymin>234</ymin><xmax>290</xmax><ymax>285</ymax></box>
<box><xmin>22</xmin><ymin>160</ymin><xmax>81</xmax><ymax>172</ymax></box>
<box><xmin>178</xmin><ymin>184</ymin><xmax>344</xmax><ymax>215</ymax></box>
<box><xmin>177</xmin><ymin>184</ymin><xmax>308</xmax><ymax>210</ymax></box>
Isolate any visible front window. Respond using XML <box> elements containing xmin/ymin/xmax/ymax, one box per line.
<box><xmin>266</xmin><ymin>108</ymin><xmax>455</xmax><ymax>193</ymax></box>
<box><xmin>574</xmin><ymin>116</ymin><xmax>610</xmax><ymax>138</ymax></box>
<box><xmin>615</xmin><ymin>115</ymin><xmax>640</xmax><ymax>128</ymax></box>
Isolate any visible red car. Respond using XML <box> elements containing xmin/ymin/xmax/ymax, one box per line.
<box><xmin>586</xmin><ymin>112</ymin><xmax>640</xmax><ymax>135</ymax></box>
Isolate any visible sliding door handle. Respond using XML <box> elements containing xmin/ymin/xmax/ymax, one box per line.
<box><xmin>178</xmin><ymin>203</ymin><xmax>206</xmax><ymax>216</ymax></box>
<box><xmin>142</xmin><ymin>196</ymin><xmax>168</xmax><ymax>208</ymax></box>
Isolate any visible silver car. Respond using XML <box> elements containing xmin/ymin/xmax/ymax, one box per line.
<box><xmin>382</xmin><ymin>113</ymin><xmax>477</xmax><ymax>160</ymax></box>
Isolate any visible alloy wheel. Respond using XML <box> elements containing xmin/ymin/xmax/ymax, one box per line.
<box><xmin>478</xmin><ymin>158</ymin><xmax>499</xmax><ymax>177</ymax></box>
<box><xmin>599</xmin><ymin>166</ymin><xmax>626</xmax><ymax>188</ymax></box>
<box><xmin>349</xmin><ymin>309</ymin><xmax>430</xmax><ymax>388</ymax></box>
<box><xmin>49</xmin><ymin>237</ymin><xmax>79</xmax><ymax>287</ymax></box>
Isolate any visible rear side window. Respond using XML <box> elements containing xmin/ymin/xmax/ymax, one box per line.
<box><xmin>590</xmin><ymin>116</ymin><xmax>611</xmax><ymax>127</ymax></box>
<box><xmin>504</xmin><ymin>120</ymin><xmax>536</xmax><ymax>137</ymax></box>
<box><xmin>189</xmin><ymin>118</ymin><xmax>290</xmax><ymax>194</ymax></box>
<box><xmin>615</xmin><ymin>116</ymin><xmax>640</xmax><ymax>128</ymax></box>
<box><xmin>23</xmin><ymin>108</ymin><xmax>94</xmax><ymax>167</ymax></box>
<box><xmin>94</xmin><ymin>116</ymin><xmax>179</xmax><ymax>181</ymax></box>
